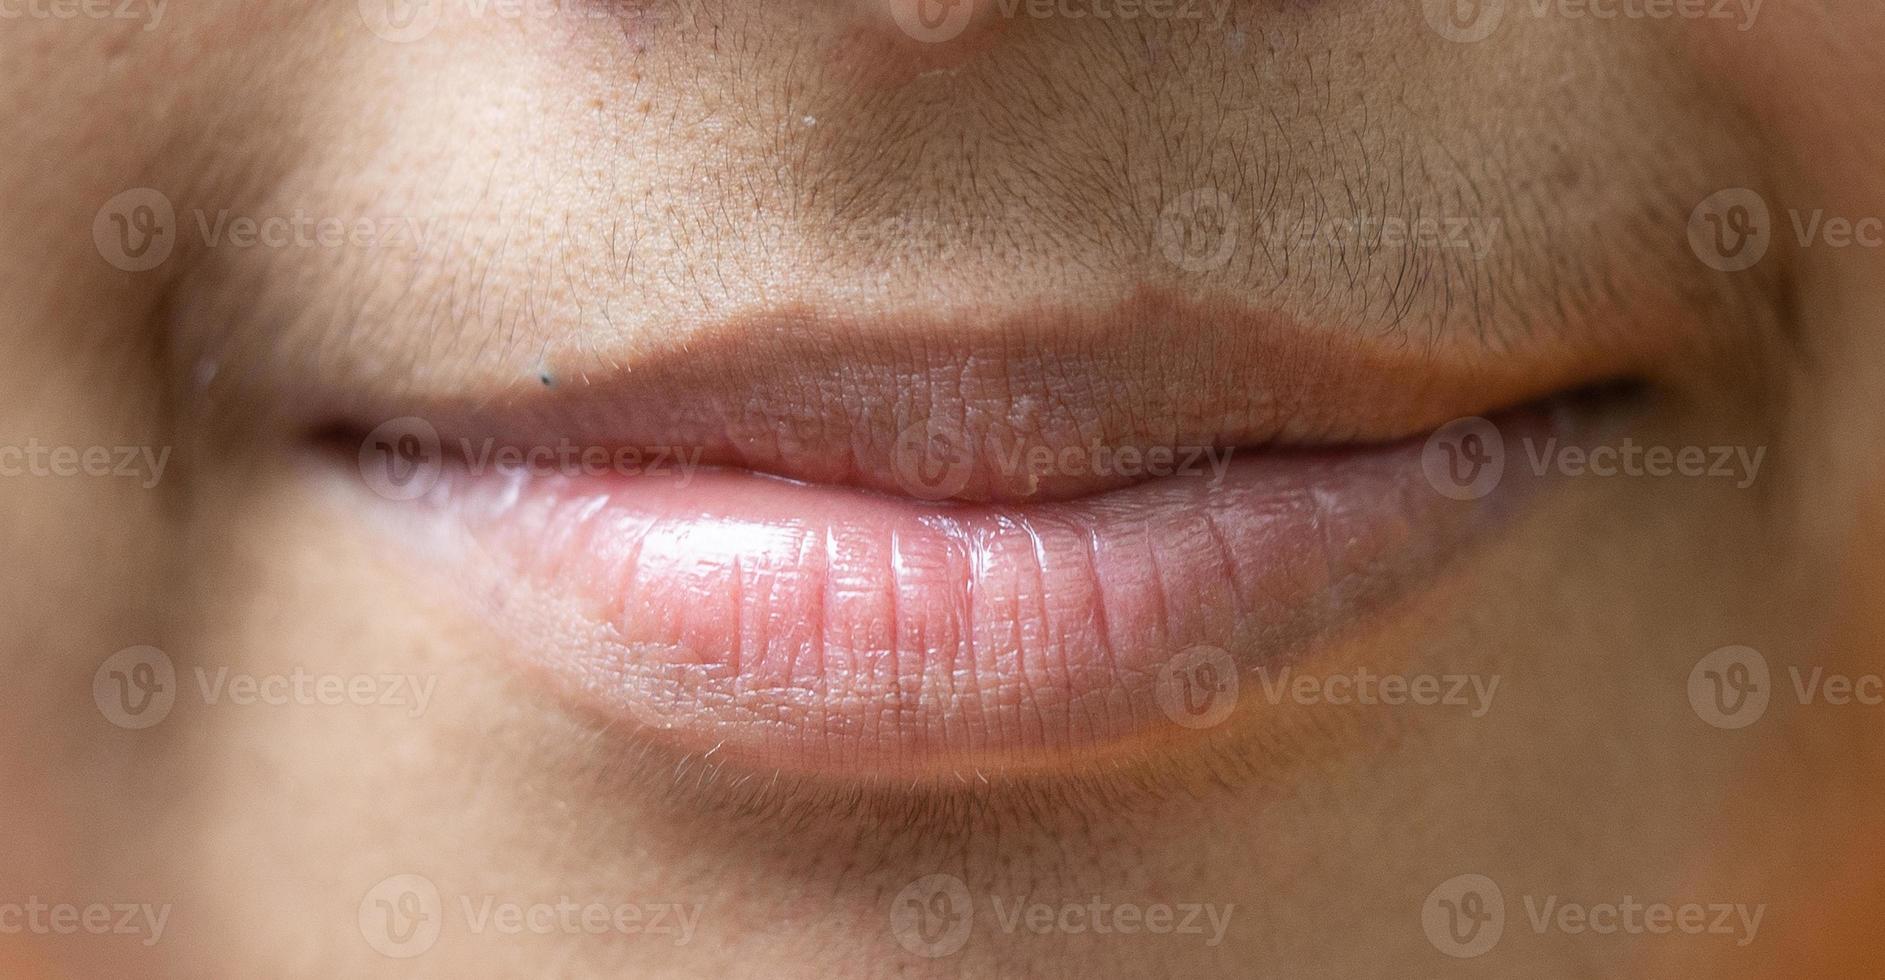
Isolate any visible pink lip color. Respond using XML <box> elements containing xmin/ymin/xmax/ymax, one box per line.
<box><xmin>382</xmin><ymin>418</ymin><xmax>1547</xmax><ymax>778</ymax></box>
<box><xmin>320</xmin><ymin>293</ymin><xmax>1607</xmax><ymax>778</ymax></box>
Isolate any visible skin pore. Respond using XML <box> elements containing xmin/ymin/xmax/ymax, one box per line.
<box><xmin>1</xmin><ymin>1</ymin><xmax>1882</xmax><ymax>977</ymax></box>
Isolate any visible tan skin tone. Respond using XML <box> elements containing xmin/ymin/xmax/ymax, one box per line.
<box><xmin>1</xmin><ymin>1</ymin><xmax>1882</xmax><ymax>976</ymax></box>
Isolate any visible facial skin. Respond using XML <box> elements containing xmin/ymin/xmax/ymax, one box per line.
<box><xmin>2</xmin><ymin>0</ymin><xmax>1883</xmax><ymax>977</ymax></box>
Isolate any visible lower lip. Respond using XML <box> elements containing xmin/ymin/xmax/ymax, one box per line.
<box><xmin>360</xmin><ymin>417</ymin><xmax>1549</xmax><ymax>778</ymax></box>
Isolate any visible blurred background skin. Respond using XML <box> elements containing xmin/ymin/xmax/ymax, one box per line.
<box><xmin>0</xmin><ymin>0</ymin><xmax>1881</xmax><ymax>977</ymax></box>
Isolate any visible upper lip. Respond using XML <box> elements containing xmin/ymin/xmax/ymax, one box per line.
<box><xmin>334</xmin><ymin>287</ymin><xmax>1625</xmax><ymax>502</ymax></box>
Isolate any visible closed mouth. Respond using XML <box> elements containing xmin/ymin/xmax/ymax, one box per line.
<box><xmin>317</xmin><ymin>289</ymin><xmax>1624</xmax><ymax>779</ymax></box>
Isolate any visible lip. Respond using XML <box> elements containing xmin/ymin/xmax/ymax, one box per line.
<box><xmin>324</xmin><ymin>292</ymin><xmax>1597</xmax><ymax>779</ymax></box>
<box><xmin>325</xmin><ymin>289</ymin><xmax>1625</xmax><ymax>502</ymax></box>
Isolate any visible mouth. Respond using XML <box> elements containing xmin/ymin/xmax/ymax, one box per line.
<box><xmin>318</xmin><ymin>289</ymin><xmax>1623</xmax><ymax>780</ymax></box>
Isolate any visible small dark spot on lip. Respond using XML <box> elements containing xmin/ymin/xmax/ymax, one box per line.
<box><xmin>539</xmin><ymin>372</ymin><xmax>555</xmax><ymax>387</ymax></box>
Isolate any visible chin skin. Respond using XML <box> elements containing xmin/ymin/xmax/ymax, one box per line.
<box><xmin>1</xmin><ymin>1</ymin><xmax>1883</xmax><ymax>978</ymax></box>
